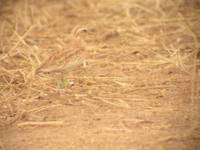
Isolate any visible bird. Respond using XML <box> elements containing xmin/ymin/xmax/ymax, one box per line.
<box><xmin>35</xmin><ymin>26</ymin><xmax>87</xmax><ymax>74</ymax></box>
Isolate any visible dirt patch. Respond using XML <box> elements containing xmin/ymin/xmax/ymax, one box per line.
<box><xmin>0</xmin><ymin>0</ymin><xmax>200</xmax><ymax>150</ymax></box>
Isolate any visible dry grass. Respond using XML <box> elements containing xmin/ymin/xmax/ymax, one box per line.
<box><xmin>17</xmin><ymin>121</ymin><xmax>64</xmax><ymax>128</ymax></box>
<box><xmin>0</xmin><ymin>1</ymin><xmax>88</xmax><ymax>126</ymax></box>
<box><xmin>0</xmin><ymin>0</ymin><xmax>199</xmax><ymax>134</ymax></box>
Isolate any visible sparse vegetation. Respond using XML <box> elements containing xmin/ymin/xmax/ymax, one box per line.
<box><xmin>0</xmin><ymin>0</ymin><xmax>199</xmax><ymax>149</ymax></box>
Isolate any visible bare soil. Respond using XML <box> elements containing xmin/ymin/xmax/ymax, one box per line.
<box><xmin>0</xmin><ymin>0</ymin><xmax>200</xmax><ymax>150</ymax></box>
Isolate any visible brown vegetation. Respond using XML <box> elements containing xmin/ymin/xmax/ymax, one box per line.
<box><xmin>0</xmin><ymin>0</ymin><xmax>200</xmax><ymax>149</ymax></box>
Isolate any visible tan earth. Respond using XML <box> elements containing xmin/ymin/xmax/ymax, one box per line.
<box><xmin>0</xmin><ymin>0</ymin><xmax>200</xmax><ymax>150</ymax></box>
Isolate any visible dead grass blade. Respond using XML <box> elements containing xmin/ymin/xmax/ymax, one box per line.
<box><xmin>17</xmin><ymin>121</ymin><xmax>64</xmax><ymax>128</ymax></box>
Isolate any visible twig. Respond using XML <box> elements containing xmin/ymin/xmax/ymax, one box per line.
<box><xmin>17</xmin><ymin>121</ymin><xmax>64</xmax><ymax>128</ymax></box>
<box><xmin>28</xmin><ymin>104</ymin><xmax>63</xmax><ymax>114</ymax></box>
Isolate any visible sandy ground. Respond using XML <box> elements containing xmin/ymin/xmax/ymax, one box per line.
<box><xmin>0</xmin><ymin>0</ymin><xmax>200</xmax><ymax>150</ymax></box>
